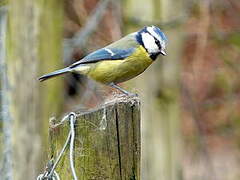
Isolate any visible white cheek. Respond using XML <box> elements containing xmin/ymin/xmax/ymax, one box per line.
<box><xmin>141</xmin><ymin>33</ymin><xmax>159</xmax><ymax>53</ymax></box>
<box><xmin>147</xmin><ymin>26</ymin><xmax>166</xmax><ymax>50</ymax></box>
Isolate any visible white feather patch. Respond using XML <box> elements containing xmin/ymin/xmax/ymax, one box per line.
<box><xmin>147</xmin><ymin>27</ymin><xmax>160</xmax><ymax>41</ymax></box>
<box><xmin>147</xmin><ymin>26</ymin><xmax>166</xmax><ymax>50</ymax></box>
<box><xmin>105</xmin><ymin>48</ymin><xmax>115</xmax><ymax>56</ymax></box>
<box><xmin>141</xmin><ymin>32</ymin><xmax>159</xmax><ymax>53</ymax></box>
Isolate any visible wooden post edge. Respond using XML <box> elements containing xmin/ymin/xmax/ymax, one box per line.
<box><xmin>49</xmin><ymin>96</ymin><xmax>141</xmax><ymax>180</ymax></box>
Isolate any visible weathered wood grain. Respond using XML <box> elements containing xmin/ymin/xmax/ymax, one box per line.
<box><xmin>5</xmin><ymin>0</ymin><xmax>63</xmax><ymax>179</ymax></box>
<box><xmin>50</xmin><ymin>97</ymin><xmax>141</xmax><ymax>180</ymax></box>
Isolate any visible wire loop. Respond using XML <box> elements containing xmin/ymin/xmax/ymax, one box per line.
<box><xmin>37</xmin><ymin>112</ymin><xmax>78</xmax><ymax>180</ymax></box>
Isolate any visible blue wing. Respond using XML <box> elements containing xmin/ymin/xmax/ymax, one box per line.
<box><xmin>70</xmin><ymin>48</ymin><xmax>135</xmax><ymax>68</ymax></box>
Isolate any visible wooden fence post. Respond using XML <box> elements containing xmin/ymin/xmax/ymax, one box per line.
<box><xmin>50</xmin><ymin>97</ymin><xmax>141</xmax><ymax>180</ymax></box>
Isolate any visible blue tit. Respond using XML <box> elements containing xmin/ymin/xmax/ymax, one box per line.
<box><xmin>39</xmin><ymin>25</ymin><xmax>167</xmax><ymax>95</ymax></box>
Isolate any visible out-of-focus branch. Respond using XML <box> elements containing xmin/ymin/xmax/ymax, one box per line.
<box><xmin>182</xmin><ymin>83</ymin><xmax>216</xmax><ymax>180</ymax></box>
<box><xmin>125</xmin><ymin>15</ymin><xmax>187</xmax><ymax>29</ymax></box>
<box><xmin>63</xmin><ymin>0</ymin><xmax>111</xmax><ymax>63</ymax></box>
<box><xmin>201</xmin><ymin>93</ymin><xmax>240</xmax><ymax>108</ymax></box>
<box><xmin>71</xmin><ymin>0</ymin><xmax>111</xmax><ymax>48</ymax></box>
<box><xmin>124</xmin><ymin>0</ymin><xmax>196</xmax><ymax>29</ymax></box>
<box><xmin>183</xmin><ymin>0</ymin><xmax>217</xmax><ymax>179</ymax></box>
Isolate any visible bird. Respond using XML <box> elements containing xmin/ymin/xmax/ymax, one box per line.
<box><xmin>39</xmin><ymin>25</ymin><xmax>167</xmax><ymax>96</ymax></box>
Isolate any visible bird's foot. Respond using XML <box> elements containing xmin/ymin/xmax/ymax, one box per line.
<box><xmin>109</xmin><ymin>83</ymin><xmax>138</xmax><ymax>97</ymax></box>
<box><xmin>124</xmin><ymin>91</ymin><xmax>138</xmax><ymax>97</ymax></box>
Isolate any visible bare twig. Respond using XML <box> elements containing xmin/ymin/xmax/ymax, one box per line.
<box><xmin>182</xmin><ymin>84</ymin><xmax>216</xmax><ymax>180</ymax></box>
<box><xmin>126</xmin><ymin>15</ymin><xmax>187</xmax><ymax>29</ymax></box>
<box><xmin>63</xmin><ymin>0</ymin><xmax>111</xmax><ymax>63</ymax></box>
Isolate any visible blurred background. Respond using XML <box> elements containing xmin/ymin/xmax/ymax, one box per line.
<box><xmin>0</xmin><ymin>0</ymin><xmax>240</xmax><ymax>179</ymax></box>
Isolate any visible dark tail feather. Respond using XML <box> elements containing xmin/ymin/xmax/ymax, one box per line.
<box><xmin>39</xmin><ymin>67</ymin><xmax>71</xmax><ymax>82</ymax></box>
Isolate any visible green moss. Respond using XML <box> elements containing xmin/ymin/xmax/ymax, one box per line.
<box><xmin>228</xmin><ymin>32</ymin><xmax>240</xmax><ymax>48</ymax></box>
<box><xmin>50</xmin><ymin>98</ymin><xmax>141</xmax><ymax>179</ymax></box>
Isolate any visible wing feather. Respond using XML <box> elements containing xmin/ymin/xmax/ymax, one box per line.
<box><xmin>70</xmin><ymin>33</ymin><xmax>139</xmax><ymax>68</ymax></box>
<box><xmin>70</xmin><ymin>48</ymin><xmax>135</xmax><ymax>68</ymax></box>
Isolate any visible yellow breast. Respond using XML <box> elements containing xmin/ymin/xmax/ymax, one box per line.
<box><xmin>80</xmin><ymin>46</ymin><xmax>153</xmax><ymax>84</ymax></box>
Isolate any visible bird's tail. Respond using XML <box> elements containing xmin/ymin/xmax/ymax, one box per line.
<box><xmin>39</xmin><ymin>67</ymin><xmax>71</xmax><ymax>82</ymax></box>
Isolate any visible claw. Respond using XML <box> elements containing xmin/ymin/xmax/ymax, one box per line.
<box><xmin>109</xmin><ymin>83</ymin><xmax>138</xmax><ymax>97</ymax></box>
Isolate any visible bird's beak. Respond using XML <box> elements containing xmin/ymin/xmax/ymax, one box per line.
<box><xmin>160</xmin><ymin>50</ymin><xmax>167</xmax><ymax>56</ymax></box>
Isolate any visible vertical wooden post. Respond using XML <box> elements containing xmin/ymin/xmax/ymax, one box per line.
<box><xmin>50</xmin><ymin>97</ymin><xmax>141</xmax><ymax>180</ymax></box>
<box><xmin>6</xmin><ymin>0</ymin><xmax>63</xmax><ymax>179</ymax></box>
<box><xmin>7</xmin><ymin>1</ymin><xmax>42</xmax><ymax>179</ymax></box>
<box><xmin>0</xmin><ymin>6</ymin><xmax>12</xmax><ymax>180</ymax></box>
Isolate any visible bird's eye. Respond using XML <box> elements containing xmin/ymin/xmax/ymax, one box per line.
<box><xmin>155</xmin><ymin>39</ymin><xmax>161</xmax><ymax>49</ymax></box>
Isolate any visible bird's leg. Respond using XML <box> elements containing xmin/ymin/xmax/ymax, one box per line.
<box><xmin>109</xmin><ymin>83</ymin><xmax>137</xmax><ymax>97</ymax></box>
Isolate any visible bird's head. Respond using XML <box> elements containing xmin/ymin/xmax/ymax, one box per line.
<box><xmin>136</xmin><ymin>25</ymin><xmax>167</xmax><ymax>60</ymax></box>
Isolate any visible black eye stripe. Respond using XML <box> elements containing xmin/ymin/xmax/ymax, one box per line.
<box><xmin>155</xmin><ymin>39</ymin><xmax>161</xmax><ymax>48</ymax></box>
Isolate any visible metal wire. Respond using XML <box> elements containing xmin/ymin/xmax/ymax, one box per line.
<box><xmin>48</xmin><ymin>132</ymin><xmax>71</xmax><ymax>178</ymax></box>
<box><xmin>37</xmin><ymin>170</ymin><xmax>60</xmax><ymax>180</ymax></box>
<box><xmin>37</xmin><ymin>112</ymin><xmax>78</xmax><ymax>180</ymax></box>
<box><xmin>69</xmin><ymin>112</ymin><xmax>78</xmax><ymax>180</ymax></box>
<box><xmin>36</xmin><ymin>161</ymin><xmax>60</xmax><ymax>180</ymax></box>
